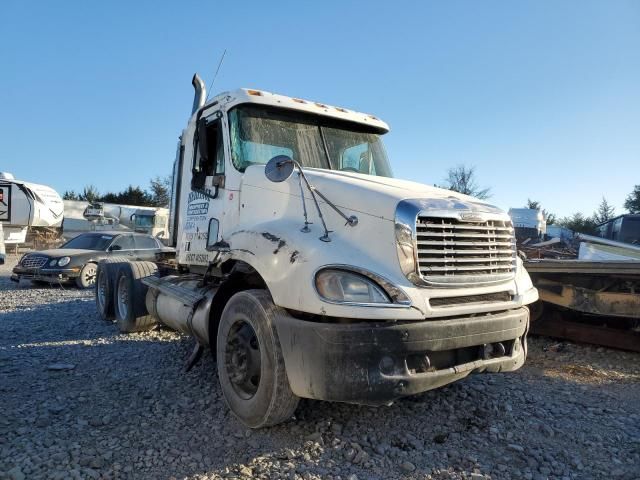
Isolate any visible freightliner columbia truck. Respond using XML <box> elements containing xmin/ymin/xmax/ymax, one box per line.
<box><xmin>95</xmin><ymin>75</ymin><xmax>538</xmax><ymax>428</ymax></box>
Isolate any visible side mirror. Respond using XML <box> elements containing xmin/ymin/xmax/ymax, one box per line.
<box><xmin>265</xmin><ymin>155</ymin><xmax>295</xmax><ymax>183</ymax></box>
<box><xmin>109</xmin><ymin>245</ymin><xmax>122</xmax><ymax>252</ymax></box>
<box><xmin>205</xmin><ymin>218</ymin><xmax>220</xmax><ymax>251</ymax></box>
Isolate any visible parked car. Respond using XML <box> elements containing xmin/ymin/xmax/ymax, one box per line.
<box><xmin>11</xmin><ymin>231</ymin><xmax>173</xmax><ymax>288</ymax></box>
<box><xmin>0</xmin><ymin>223</ymin><xmax>6</xmax><ymax>265</ymax></box>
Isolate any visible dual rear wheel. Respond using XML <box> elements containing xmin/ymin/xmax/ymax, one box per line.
<box><xmin>95</xmin><ymin>259</ymin><xmax>158</xmax><ymax>332</ymax></box>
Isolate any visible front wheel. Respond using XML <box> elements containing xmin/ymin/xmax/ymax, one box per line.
<box><xmin>76</xmin><ymin>263</ymin><xmax>97</xmax><ymax>289</ymax></box>
<box><xmin>217</xmin><ymin>289</ymin><xmax>299</xmax><ymax>428</ymax></box>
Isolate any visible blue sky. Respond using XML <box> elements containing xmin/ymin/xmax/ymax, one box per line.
<box><xmin>1</xmin><ymin>0</ymin><xmax>638</xmax><ymax>218</ymax></box>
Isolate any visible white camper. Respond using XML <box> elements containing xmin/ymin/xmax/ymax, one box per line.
<box><xmin>0</xmin><ymin>172</ymin><xmax>64</xmax><ymax>245</ymax></box>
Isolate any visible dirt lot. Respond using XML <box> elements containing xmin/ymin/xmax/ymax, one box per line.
<box><xmin>1</xmin><ymin>254</ymin><xmax>639</xmax><ymax>480</ymax></box>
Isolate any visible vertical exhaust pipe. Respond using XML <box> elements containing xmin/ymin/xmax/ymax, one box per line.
<box><xmin>191</xmin><ymin>73</ymin><xmax>206</xmax><ymax>115</ymax></box>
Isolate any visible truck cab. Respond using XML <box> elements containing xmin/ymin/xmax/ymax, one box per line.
<box><xmin>95</xmin><ymin>75</ymin><xmax>538</xmax><ymax>428</ymax></box>
<box><xmin>131</xmin><ymin>208</ymin><xmax>168</xmax><ymax>241</ymax></box>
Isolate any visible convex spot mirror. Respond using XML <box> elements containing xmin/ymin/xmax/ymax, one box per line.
<box><xmin>265</xmin><ymin>155</ymin><xmax>295</xmax><ymax>183</ymax></box>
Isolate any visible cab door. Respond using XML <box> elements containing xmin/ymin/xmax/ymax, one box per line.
<box><xmin>182</xmin><ymin>111</ymin><xmax>227</xmax><ymax>265</ymax></box>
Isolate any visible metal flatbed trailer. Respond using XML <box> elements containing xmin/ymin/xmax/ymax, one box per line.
<box><xmin>525</xmin><ymin>260</ymin><xmax>640</xmax><ymax>352</ymax></box>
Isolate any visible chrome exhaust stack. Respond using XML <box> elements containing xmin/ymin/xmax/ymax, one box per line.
<box><xmin>191</xmin><ymin>73</ymin><xmax>206</xmax><ymax>115</ymax></box>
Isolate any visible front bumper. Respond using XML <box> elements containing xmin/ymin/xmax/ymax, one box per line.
<box><xmin>11</xmin><ymin>266</ymin><xmax>81</xmax><ymax>283</ymax></box>
<box><xmin>274</xmin><ymin>307</ymin><xmax>529</xmax><ymax>405</ymax></box>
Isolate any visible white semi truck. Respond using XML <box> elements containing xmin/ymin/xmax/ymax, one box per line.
<box><xmin>95</xmin><ymin>75</ymin><xmax>538</xmax><ymax>428</ymax></box>
<box><xmin>62</xmin><ymin>200</ymin><xmax>169</xmax><ymax>241</ymax></box>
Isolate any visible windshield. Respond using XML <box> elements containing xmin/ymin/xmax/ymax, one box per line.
<box><xmin>62</xmin><ymin>234</ymin><xmax>114</xmax><ymax>251</ymax></box>
<box><xmin>229</xmin><ymin>105</ymin><xmax>393</xmax><ymax>177</ymax></box>
<box><xmin>135</xmin><ymin>215</ymin><xmax>154</xmax><ymax>228</ymax></box>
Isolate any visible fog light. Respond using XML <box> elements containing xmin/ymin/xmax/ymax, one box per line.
<box><xmin>483</xmin><ymin>342</ymin><xmax>506</xmax><ymax>359</ymax></box>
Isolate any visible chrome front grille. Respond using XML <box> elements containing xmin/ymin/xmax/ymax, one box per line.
<box><xmin>416</xmin><ymin>216</ymin><xmax>516</xmax><ymax>285</ymax></box>
<box><xmin>21</xmin><ymin>255</ymin><xmax>48</xmax><ymax>269</ymax></box>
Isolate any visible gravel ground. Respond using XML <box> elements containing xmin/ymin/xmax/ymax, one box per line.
<box><xmin>1</xmin><ymin>253</ymin><xmax>639</xmax><ymax>480</ymax></box>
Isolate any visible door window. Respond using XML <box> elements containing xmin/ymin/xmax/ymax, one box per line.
<box><xmin>134</xmin><ymin>235</ymin><xmax>159</xmax><ymax>250</ymax></box>
<box><xmin>110</xmin><ymin>235</ymin><xmax>134</xmax><ymax>251</ymax></box>
<box><xmin>193</xmin><ymin>117</ymin><xmax>224</xmax><ymax>189</ymax></box>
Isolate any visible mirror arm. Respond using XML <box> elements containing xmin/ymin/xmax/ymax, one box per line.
<box><xmin>193</xmin><ymin>174</ymin><xmax>224</xmax><ymax>200</ymax></box>
<box><xmin>193</xmin><ymin>185</ymin><xmax>218</xmax><ymax>200</ymax></box>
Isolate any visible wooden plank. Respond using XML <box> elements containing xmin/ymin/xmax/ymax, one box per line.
<box><xmin>531</xmin><ymin>317</ymin><xmax>640</xmax><ymax>353</ymax></box>
<box><xmin>525</xmin><ymin>260</ymin><xmax>640</xmax><ymax>275</ymax></box>
<box><xmin>536</xmin><ymin>283</ymin><xmax>640</xmax><ymax>318</ymax></box>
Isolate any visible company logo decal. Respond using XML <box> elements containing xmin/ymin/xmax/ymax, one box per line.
<box><xmin>187</xmin><ymin>191</ymin><xmax>210</xmax><ymax>216</ymax></box>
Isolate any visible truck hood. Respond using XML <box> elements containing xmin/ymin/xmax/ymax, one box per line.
<box><xmin>298</xmin><ymin>169</ymin><xmax>505</xmax><ymax>221</ymax></box>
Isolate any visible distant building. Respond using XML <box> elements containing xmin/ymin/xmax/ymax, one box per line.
<box><xmin>508</xmin><ymin>208</ymin><xmax>546</xmax><ymax>243</ymax></box>
<box><xmin>546</xmin><ymin>225</ymin><xmax>573</xmax><ymax>243</ymax></box>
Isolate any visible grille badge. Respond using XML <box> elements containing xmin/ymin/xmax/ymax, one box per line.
<box><xmin>458</xmin><ymin>212</ymin><xmax>485</xmax><ymax>222</ymax></box>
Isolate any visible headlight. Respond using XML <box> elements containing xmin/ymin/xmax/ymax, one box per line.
<box><xmin>49</xmin><ymin>259</ymin><xmax>57</xmax><ymax>267</ymax></box>
<box><xmin>57</xmin><ymin>257</ymin><xmax>71</xmax><ymax>267</ymax></box>
<box><xmin>315</xmin><ymin>269</ymin><xmax>391</xmax><ymax>304</ymax></box>
<box><xmin>395</xmin><ymin>223</ymin><xmax>416</xmax><ymax>277</ymax></box>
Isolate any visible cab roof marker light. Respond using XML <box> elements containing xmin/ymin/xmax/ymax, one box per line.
<box><xmin>247</xmin><ymin>89</ymin><xmax>263</xmax><ymax>96</ymax></box>
<box><xmin>335</xmin><ymin>107</ymin><xmax>348</xmax><ymax>113</ymax></box>
<box><xmin>293</xmin><ymin>98</ymin><xmax>307</xmax><ymax>104</ymax></box>
<box><xmin>315</xmin><ymin>102</ymin><xmax>328</xmax><ymax>109</ymax></box>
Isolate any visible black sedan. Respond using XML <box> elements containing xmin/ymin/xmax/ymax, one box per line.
<box><xmin>11</xmin><ymin>231</ymin><xmax>173</xmax><ymax>288</ymax></box>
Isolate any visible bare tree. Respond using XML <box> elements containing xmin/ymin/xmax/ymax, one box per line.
<box><xmin>443</xmin><ymin>165</ymin><xmax>491</xmax><ymax>199</ymax></box>
<box><xmin>149</xmin><ymin>175</ymin><xmax>171</xmax><ymax>207</ymax></box>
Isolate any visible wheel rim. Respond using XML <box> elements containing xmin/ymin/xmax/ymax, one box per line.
<box><xmin>116</xmin><ymin>276</ymin><xmax>129</xmax><ymax>320</ymax></box>
<box><xmin>97</xmin><ymin>270</ymin><xmax>107</xmax><ymax>310</ymax></box>
<box><xmin>84</xmin><ymin>265</ymin><xmax>97</xmax><ymax>286</ymax></box>
<box><xmin>225</xmin><ymin>319</ymin><xmax>261</xmax><ymax>399</ymax></box>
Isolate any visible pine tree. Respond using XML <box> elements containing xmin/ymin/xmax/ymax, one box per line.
<box><xmin>594</xmin><ymin>197</ymin><xmax>615</xmax><ymax>224</ymax></box>
<box><xmin>624</xmin><ymin>185</ymin><xmax>640</xmax><ymax>214</ymax></box>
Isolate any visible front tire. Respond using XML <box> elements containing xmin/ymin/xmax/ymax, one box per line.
<box><xmin>217</xmin><ymin>289</ymin><xmax>299</xmax><ymax>428</ymax></box>
<box><xmin>76</xmin><ymin>263</ymin><xmax>98</xmax><ymax>289</ymax></box>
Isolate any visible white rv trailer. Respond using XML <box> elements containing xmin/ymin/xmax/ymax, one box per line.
<box><xmin>0</xmin><ymin>172</ymin><xmax>64</xmax><ymax>245</ymax></box>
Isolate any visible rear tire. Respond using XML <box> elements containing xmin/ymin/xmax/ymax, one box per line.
<box><xmin>95</xmin><ymin>257</ymin><xmax>130</xmax><ymax>321</ymax></box>
<box><xmin>217</xmin><ymin>289</ymin><xmax>299</xmax><ymax>428</ymax></box>
<box><xmin>76</xmin><ymin>262</ymin><xmax>98</xmax><ymax>289</ymax></box>
<box><xmin>114</xmin><ymin>261</ymin><xmax>158</xmax><ymax>333</ymax></box>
